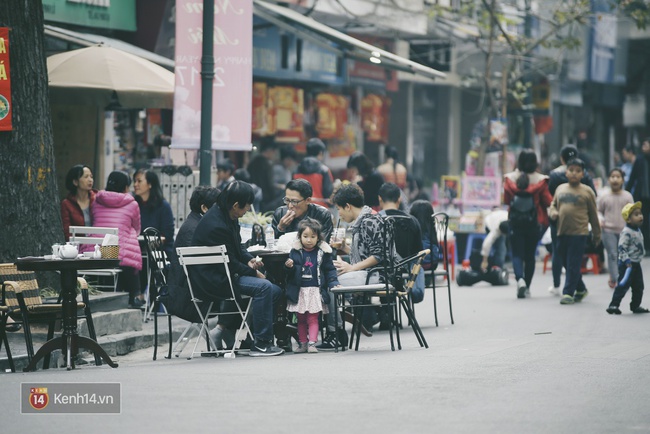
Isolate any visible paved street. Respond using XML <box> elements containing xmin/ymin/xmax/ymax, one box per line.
<box><xmin>3</xmin><ymin>261</ymin><xmax>650</xmax><ymax>433</ymax></box>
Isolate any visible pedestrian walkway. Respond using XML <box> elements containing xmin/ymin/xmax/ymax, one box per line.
<box><xmin>3</xmin><ymin>261</ymin><xmax>650</xmax><ymax>433</ymax></box>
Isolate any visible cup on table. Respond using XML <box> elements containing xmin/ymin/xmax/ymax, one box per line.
<box><xmin>330</xmin><ymin>228</ymin><xmax>346</xmax><ymax>250</ymax></box>
<box><xmin>52</xmin><ymin>243</ymin><xmax>61</xmax><ymax>258</ymax></box>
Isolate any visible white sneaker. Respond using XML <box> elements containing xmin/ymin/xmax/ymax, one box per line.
<box><xmin>548</xmin><ymin>285</ymin><xmax>560</xmax><ymax>296</ymax></box>
<box><xmin>517</xmin><ymin>278</ymin><xmax>527</xmax><ymax>299</ymax></box>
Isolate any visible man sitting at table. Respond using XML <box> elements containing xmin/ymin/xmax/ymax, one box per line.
<box><xmin>378</xmin><ymin>182</ymin><xmax>425</xmax><ymax>304</ymax></box>
<box><xmin>190</xmin><ymin>181</ymin><xmax>284</xmax><ymax>357</ymax></box>
<box><xmin>272</xmin><ymin>178</ymin><xmax>334</xmax><ymax>241</ymax></box>
<box><xmin>317</xmin><ymin>183</ymin><xmax>387</xmax><ymax>350</ymax></box>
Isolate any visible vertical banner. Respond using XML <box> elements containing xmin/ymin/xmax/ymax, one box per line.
<box><xmin>172</xmin><ymin>0</ymin><xmax>252</xmax><ymax>151</ymax></box>
<box><xmin>0</xmin><ymin>27</ymin><xmax>13</xmax><ymax>131</ymax></box>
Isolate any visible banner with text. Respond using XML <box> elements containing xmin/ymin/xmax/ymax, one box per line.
<box><xmin>172</xmin><ymin>0</ymin><xmax>252</xmax><ymax>150</ymax></box>
<box><xmin>0</xmin><ymin>27</ymin><xmax>13</xmax><ymax>131</ymax></box>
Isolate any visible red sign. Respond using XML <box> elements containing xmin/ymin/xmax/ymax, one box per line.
<box><xmin>0</xmin><ymin>27</ymin><xmax>12</xmax><ymax>131</ymax></box>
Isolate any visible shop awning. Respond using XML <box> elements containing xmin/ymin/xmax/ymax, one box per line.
<box><xmin>253</xmin><ymin>0</ymin><xmax>446</xmax><ymax>81</ymax></box>
<box><xmin>44</xmin><ymin>25</ymin><xmax>175</xmax><ymax>70</ymax></box>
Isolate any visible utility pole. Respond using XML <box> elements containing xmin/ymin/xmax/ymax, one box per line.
<box><xmin>199</xmin><ymin>0</ymin><xmax>215</xmax><ymax>186</ymax></box>
<box><xmin>522</xmin><ymin>0</ymin><xmax>532</xmax><ymax>148</ymax></box>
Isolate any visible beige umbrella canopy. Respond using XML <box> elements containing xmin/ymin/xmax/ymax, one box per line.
<box><xmin>47</xmin><ymin>44</ymin><xmax>174</xmax><ymax>109</ymax></box>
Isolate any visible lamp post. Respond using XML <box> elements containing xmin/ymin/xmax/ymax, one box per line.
<box><xmin>199</xmin><ymin>0</ymin><xmax>215</xmax><ymax>186</ymax></box>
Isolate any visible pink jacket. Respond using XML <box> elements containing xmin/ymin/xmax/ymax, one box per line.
<box><xmin>91</xmin><ymin>191</ymin><xmax>142</xmax><ymax>270</ymax></box>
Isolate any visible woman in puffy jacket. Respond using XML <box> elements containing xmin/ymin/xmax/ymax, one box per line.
<box><xmin>504</xmin><ymin>149</ymin><xmax>553</xmax><ymax>299</ymax></box>
<box><xmin>92</xmin><ymin>171</ymin><xmax>143</xmax><ymax>308</ymax></box>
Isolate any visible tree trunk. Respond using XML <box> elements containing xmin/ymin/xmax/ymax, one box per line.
<box><xmin>0</xmin><ymin>1</ymin><xmax>62</xmax><ymax>288</ymax></box>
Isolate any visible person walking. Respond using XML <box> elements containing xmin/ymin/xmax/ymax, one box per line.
<box><xmin>504</xmin><ymin>149</ymin><xmax>553</xmax><ymax>298</ymax></box>
<box><xmin>549</xmin><ymin>159</ymin><xmax>601</xmax><ymax>305</ymax></box>
<box><xmin>293</xmin><ymin>138</ymin><xmax>334</xmax><ymax>208</ymax></box>
<box><xmin>284</xmin><ymin>218</ymin><xmax>340</xmax><ymax>353</ymax></box>
<box><xmin>625</xmin><ymin>138</ymin><xmax>650</xmax><ymax>252</ymax></box>
<box><xmin>606</xmin><ymin>202</ymin><xmax>649</xmax><ymax>314</ymax></box>
<box><xmin>547</xmin><ymin>145</ymin><xmax>597</xmax><ymax>294</ymax></box>
<box><xmin>597</xmin><ymin>168</ymin><xmax>634</xmax><ymax>288</ymax></box>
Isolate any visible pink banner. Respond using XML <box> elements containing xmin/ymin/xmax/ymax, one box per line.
<box><xmin>172</xmin><ymin>0</ymin><xmax>252</xmax><ymax>150</ymax></box>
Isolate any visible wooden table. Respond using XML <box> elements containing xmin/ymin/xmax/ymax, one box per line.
<box><xmin>16</xmin><ymin>257</ymin><xmax>120</xmax><ymax>371</ymax></box>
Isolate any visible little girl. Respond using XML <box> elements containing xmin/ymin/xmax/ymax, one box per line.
<box><xmin>598</xmin><ymin>168</ymin><xmax>634</xmax><ymax>288</ymax></box>
<box><xmin>285</xmin><ymin>218</ymin><xmax>340</xmax><ymax>353</ymax></box>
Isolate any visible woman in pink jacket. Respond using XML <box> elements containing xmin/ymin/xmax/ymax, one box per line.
<box><xmin>92</xmin><ymin>171</ymin><xmax>143</xmax><ymax>308</ymax></box>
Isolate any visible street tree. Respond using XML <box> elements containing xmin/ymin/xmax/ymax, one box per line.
<box><xmin>429</xmin><ymin>0</ymin><xmax>650</xmax><ymax>174</ymax></box>
<box><xmin>0</xmin><ymin>0</ymin><xmax>62</xmax><ymax>276</ymax></box>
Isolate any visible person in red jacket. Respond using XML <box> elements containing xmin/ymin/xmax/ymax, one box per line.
<box><xmin>92</xmin><ymin>171</ymin><xmax>143</xmax><ymax>308</ymax></box>
<box><xmin>60</xmin><ymin>164</ymin><xmax>96</xmax><ymax>241</ymax></box>
<box><xmin>504</xmin><ymin>149</ymin><xmax>553</xmax><ymax>298</ymax></box>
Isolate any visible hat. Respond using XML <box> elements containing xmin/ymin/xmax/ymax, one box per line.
<box><xmin>622</xmin><ymin>201</ymin><xmax>642</xmax><ymax>221</ymax></box>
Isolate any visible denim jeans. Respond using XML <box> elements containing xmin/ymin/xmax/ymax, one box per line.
<box><xmin>510</xmin><ymin>225</ymin><xmax>541</xmax><ymax>287</ymax></box>
<box><xmin>557</xmin><ymin>235</ymin><xmax>588</xmax><ymax>296</ymax></box>
<box><xmin>411</xmin><ymin>268</ymin><xmax>425</xmax><ymax>303</ymax></box>
<box><xmin>237</xmin><ymin>275</ymin><xmax>282</xmax><ymax>343</ymax></box>
<box><xmin>602</xmin><ymin>231</ymin><xmax>620</xmax><ymax>283</ymax></box>
<box><xmin>550</xmin><ymin>223</ymin><xmax>562</xmax><ymax>288</ymax></box>
<box><xmin>490</xmin><ymin>233</ymin><xmax>507</xmax><ymax>268</ymax></box>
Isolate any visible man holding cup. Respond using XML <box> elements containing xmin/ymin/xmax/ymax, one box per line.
<box><xmin>272</xmin><ymin>179</ymin><xmax>334</xmax><ymax>242</ymax></box>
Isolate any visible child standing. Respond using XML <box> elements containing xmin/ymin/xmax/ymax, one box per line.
<box><xmin>597</xmin><ymin>168</ymin><xmax>634</xmax><ymax>288</ymax></box>
<box><xmin>285</xmin><ymin>218</ymin><xmax>340</xmax><ymax>353</ymax></box>
<box><xmin>606</xmin><ymin>202</ymin><xmax>649</xmax><ymax>314</ymax></box>
<box><xmin>548</xmin><ymin>158</ymin><xmax>601</xmax><ymax>305</ymax></box>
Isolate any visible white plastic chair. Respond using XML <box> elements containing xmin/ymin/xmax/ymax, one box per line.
<box><xmin>69</xmin><ymin>226</ymin><xmax>122</xmax><ymax>292</ymax></box>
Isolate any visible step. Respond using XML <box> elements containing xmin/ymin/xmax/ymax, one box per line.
<box><xmin>41</xmin><ymin>291</ymin><xmax>130</xmax><ymax>314</ymax></box>
<box><xmin>1</xmin><ymin>316</ymin><xmax>190</xmax><ymax>372</ymax></box>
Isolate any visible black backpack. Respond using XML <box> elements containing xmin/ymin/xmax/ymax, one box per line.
<box><xmin>509</xmin><ymin>192</ymin><xmax>537</xmax><ymax>227</ymax></box>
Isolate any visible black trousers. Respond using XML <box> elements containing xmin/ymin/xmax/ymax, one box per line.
<box><xmin>610</xmin><ymin>262</ymin><xmax>644</xmax><ymax>310</ymax></box>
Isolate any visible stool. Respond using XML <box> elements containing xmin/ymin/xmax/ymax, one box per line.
<box><xmin>464</xmin><ymin>233</ymin><xmax>487</xmax><ymax>261</ymax></box>
<box><xmin>581</xmin><ymin>253</ymin><xmax>600</xmax><ymax>275</ymax></box>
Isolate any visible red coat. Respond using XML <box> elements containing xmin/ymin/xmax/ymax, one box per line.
<box><xmin>60</xmin><ymin>190</ymin><xmax>97</xmax><ymax>241</ymax></box>
<box><xmin>504</xmin><ymin>171</ymin><xmax>552</xmax><ymax>228</ymax></box>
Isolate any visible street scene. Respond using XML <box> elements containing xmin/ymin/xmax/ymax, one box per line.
<box><xmin>2</xmin><ymin>263</ymin><xmax>650</xmax><ymax>433</ymax></box>
<box><xmin>2</xmin><ymin>1</ymin><xmax>650</xmax><ymax>432</ymax></box>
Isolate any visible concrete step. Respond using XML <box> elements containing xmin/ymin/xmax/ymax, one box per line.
<box><xmin>1</xmin><ymin>315</ymin><xmax>191</xmax><ymax>372</ymax></box>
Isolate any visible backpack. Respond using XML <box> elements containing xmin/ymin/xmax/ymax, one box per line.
<box><xmin>509</xmin><ymin>192</ymin><xmax>537</xmax><ymax>227</ymax></box>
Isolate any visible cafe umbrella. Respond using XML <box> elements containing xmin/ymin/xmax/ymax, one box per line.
<box><xmin>47</xmin><ymin>44</ymin><xmax>174</xmax><ymax>109</ymax></box>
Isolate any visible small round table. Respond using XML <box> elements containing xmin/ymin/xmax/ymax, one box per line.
<box><xmin>16</xmin><ymin>257</ymin><xmax>120</xmax><ymax>371</ymax></box>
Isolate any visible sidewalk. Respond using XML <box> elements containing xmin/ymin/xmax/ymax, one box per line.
<box><xmin>3</xmin><ymin>260</ymin><xmax>650</xmax><ymax>433</ymax></box>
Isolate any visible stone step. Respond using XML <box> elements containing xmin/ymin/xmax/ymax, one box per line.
<box><xmin>1</xmin><ymin>315</ymin><xmax>191</xmax><ymax>372</ymax></box>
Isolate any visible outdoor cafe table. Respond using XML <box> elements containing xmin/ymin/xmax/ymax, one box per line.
<box><xmin>248</xmin><ymin>249</ymin><xmax>293</xmax><ymax>352</ymax></box>
<box><xmin>16</xmin><ymin>257</ymin><xmax>120</xmax><ymax>372</ymax></box>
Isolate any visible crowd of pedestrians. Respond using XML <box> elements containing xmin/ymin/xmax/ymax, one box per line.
<box><xmin>56</xmin><ymin>135</ymin><xmax>650</xmax><ymax>357</ymax></box>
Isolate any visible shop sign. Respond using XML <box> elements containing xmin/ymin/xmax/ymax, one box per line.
<box><xmin>253</xmin><ymin>17</ymin><xmax>346</xmax><ymax>85</ymax></box>
<box><xmin>0</xmin><ymin>28</ymin><xmax>12</xmax><ymax>132</ymax></box>
<box><xmin>348</xmin><ymin>35</ymin><xmax>398</xmax><ymax>92</ymax></box>
<box><xmin>172</xmin><ymin>0</ymin><xmax>253</xmax><ymax>151</ymax></box>
<box><xmin>42</xmin><ymin>0</ymin><xmax>136</xmax><ymax>31</ymax></box>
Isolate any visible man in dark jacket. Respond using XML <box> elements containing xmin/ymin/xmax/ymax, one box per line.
<box><xmin>293</xmin><ymin>138</ymin><xmax>334</xmax><ymax>207</ymax></box>
<box><xmin>191</xmin><ymin>181</ymin><xmax>284</xmax><ymax>357</ymax></box>
<box><xmin>272</xmin><ymin>179</ymin><xmax>334</xmax><ymax>241</ymax></box>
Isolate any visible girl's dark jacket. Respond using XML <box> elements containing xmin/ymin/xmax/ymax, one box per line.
<box><xmin>285</xmin><ymin>240</ymin><xmax>339</xmax><ymax>305</ymax></box>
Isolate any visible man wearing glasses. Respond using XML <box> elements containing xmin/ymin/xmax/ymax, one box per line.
<box><xmin>272</xmin><ymin>179</ymin><xmax>334</xmax><ymax>241</ymax></box>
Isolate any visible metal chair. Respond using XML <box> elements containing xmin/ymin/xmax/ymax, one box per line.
<box><xmin>429</xmin><ymin>212</ymin><xmax>455</xmax><ymax>326</ymax></box>
<box><xmin>0</xmin><ymin>263</ymin><xmax>99</xmax><ymax>369</ymax></box>
<box><xmin>175</xmin><ymin>246</ymin><xmax>252</xmax><ymax>359</ymax></box>
<box><xmin>141</xmin><ymin>227</ymin><xmax>173</xmax><ymax>360</ymax></box>
<box><xmin>69</xmin><ymin>226</ymin><xmax>122</xmax><ymax>292</ymax></box>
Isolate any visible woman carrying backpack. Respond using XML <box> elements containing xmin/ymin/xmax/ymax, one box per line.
<box><xmin>504</xmin><ymin>150</ymin><xmax>553</xmax><ymax>298</ymax></box>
